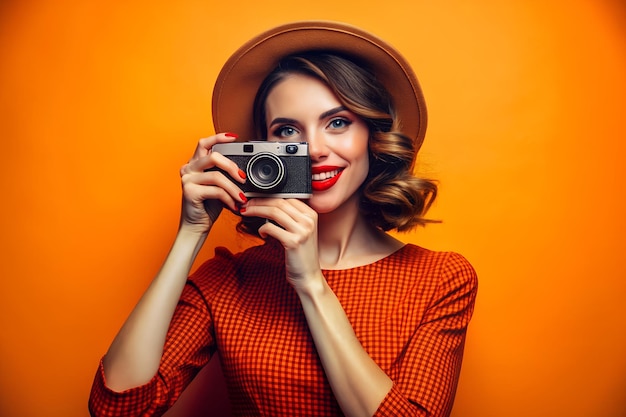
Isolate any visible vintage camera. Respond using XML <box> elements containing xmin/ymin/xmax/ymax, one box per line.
<box><xmin>211</xmin><ymin>141</ymin><xmax>311</xmax><ymax>198</ymax></box>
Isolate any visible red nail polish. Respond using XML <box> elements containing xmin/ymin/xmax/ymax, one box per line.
<box><xmin>240</xmin><ymin>206</ymin><xmax>247</xmax><ymax>213</ymax></box>
<box><xmin>225</xmin><ymin>132</ymin><xmax>239</xmax><ymax>138</ymax></box>
<box><xmin>238</xmin><ymin>169</ymin><xmax>246</xmax><ymax>179</ymax></box>
<box><xmin>239</xmin><ymin>192</ymin><xmax>247</xmax><ymax>203</ymax></box>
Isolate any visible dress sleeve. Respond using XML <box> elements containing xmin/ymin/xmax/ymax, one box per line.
<box><xmin>374</xmin><ymin>252</ymin><xmax>478</xmax><ymax>417</ymax></box>
<box><xmin>88</xmin><ymin>254</ymin><xmax>229</xmax><ymax>417</ymax></box>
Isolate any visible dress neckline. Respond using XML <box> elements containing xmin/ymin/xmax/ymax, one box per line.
<box><xmin>320</xmin><ymin>243</ymin><xmax>409</xmax><ymax>272</ymax></box>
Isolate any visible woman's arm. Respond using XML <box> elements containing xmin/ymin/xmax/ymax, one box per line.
<box><xmin>100</xmin><ymin>133</ymin><xmax>246</xmax><ymax>392</ymax></box>
<box><xmin>241</xmin><ymin>197</ymin><xmax>392</xmax><ymax>417</ymax></box>
<box><xmin>296</xmin><ymin>276</ymin><xmax>394</xmax><ymax>417</ymax></box>
<box><xmin>102</xmin><ymin>228</ymin><xmax>208</xmax><ymax>391</ymax></box>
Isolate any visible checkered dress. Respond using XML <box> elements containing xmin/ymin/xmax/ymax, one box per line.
<box><xmin>89</xmin><ymin>237</ymin><xmax>477</xmax><ymax>416</ymax></box>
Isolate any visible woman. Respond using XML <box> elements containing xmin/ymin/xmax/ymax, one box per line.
<box><xmin>89</xmin><ymin>21</ymin><xmax>478</xmax><ymax>417</ymax></box>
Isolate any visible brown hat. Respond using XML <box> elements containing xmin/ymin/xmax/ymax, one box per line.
<box><xmin>212</xmin><ymin>20</ymin><xmax>427</xmax><ymax>150</ymax></box>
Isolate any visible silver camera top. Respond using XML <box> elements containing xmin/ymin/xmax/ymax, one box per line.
<box><xmin>212</xmin><ymin>141</ymin><xmax>308</xmax><ymax>157</ymax></box>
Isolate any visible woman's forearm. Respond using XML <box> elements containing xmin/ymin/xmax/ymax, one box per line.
<box><xmin>102</xmin><ymin>227</ymin><xmax>208</xmax><ymax>392</ymax></box>
<box><xmin>297</xmin><ymin>275</ymin><xmax>393</xmax><ymax>417</ymax></box>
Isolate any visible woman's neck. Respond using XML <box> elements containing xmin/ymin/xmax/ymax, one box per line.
<box><xmin>316</xmin><ymin>194</ymin><xmax>404</xmax><ymax>270</ymax></box>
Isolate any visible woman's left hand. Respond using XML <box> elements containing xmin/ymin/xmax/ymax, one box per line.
<box><xmin>241</xmin><ymin>198</ymin><xmax>323</xmax><ymax>288</ymax></box>
<box><xmin>243</xmin><ymin>198</ymin><xmax>396</xmax><ymax>417</ymax></box>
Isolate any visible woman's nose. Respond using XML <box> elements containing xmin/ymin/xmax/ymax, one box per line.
<box><xmin>307</xmin><ymin>132</ymin><xmax>329</xmax><ymax>161</ymax></box>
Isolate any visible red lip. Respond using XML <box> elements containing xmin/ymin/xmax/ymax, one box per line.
<box><xmin>311</xmin><ymin>168</ymin><xmax>343</xmax><ymax>192</ymax></box>
<box><xmin>311</xmin><ymin>165</ymin><xmax>341</xmax><ymax>174</ymax></box>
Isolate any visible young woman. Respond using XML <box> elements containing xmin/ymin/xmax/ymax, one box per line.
<box><xmin>89</xmin><ymin>21</ymin><xmax>478</xmax><ymax>417</ymax></box>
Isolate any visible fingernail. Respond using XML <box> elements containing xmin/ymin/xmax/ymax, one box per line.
<box><xmin>225</xmin><ymin>132</ymin><xmax>239</xmax><ymax>138</ymax></box>
<box><xmin>240</xmin><ymin>206</ymin><xmax>247</xmax><ymax>213</ymax></box>
<box><xmin>239</xmin><ymin>192</ymin><xmax>248</xmax><ymax>203</ymax></box>
<box><xmin>238</xmin><ymin>169</ymin><xmax>246</xmax><ymax>179</ymax></box>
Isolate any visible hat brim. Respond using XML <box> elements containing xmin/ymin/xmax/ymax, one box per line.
<box><xmin>212</xmin><ymin>20</ymin><xmax>427</xmax><ymax>150</ymax></box>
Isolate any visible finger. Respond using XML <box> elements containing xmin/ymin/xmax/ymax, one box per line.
<box><xmin>182</xmin><ymin>170</ymin><xmax>248</xmax><ymax>206</ymax></box>
<box><xmin>256</xmin><ymin>215</ymin><xmax>317</xmax><ymax>251</ymax></box>
<box><xmin>282</xmin><ymin>198</ymin><xmax>315</xmax><ymax>216</ymax></box>
<box><xmin>199</xmin><ymin>152</ymin><xmax>247</xmax><ymax>184</ymax></box>
<box><xmin>251</xmin><ymin>198</ymin><xmax>315</xmax><ymax>219</ymax></box>
<box><xmin>186</xmin><ymin>182</ymin><xmax>240</xmax><ymax>214</ymax></box>
<box><xmin>243</xmin><ymin>199</ymin><xmax>316</xmax><ymax>232</ymax></box>
<box><xmin>183</xmin><ymin>151</ymin><xmax>246</xmax><ymax>185</ymax></box>
<box><xmin>259</xmin><ymin>198</ymin><xmax>316</xmax><ymax>222</ymax></box>
<box><xmin>188</xmin><ymin>132</ymin><xmax>239</xmax><ymax>163</ymax></box>
<box><xmin>257</xmin><ymin>220</ymin><xmax>293</xmax><ymax>242</ymax></box>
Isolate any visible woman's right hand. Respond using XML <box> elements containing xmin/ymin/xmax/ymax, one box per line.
<box><xmin>179</xmin><ymin>132</ymin><xmax>248</xmax><ymax>234</ymax></box>
<box><xmin>101</xmin><ymin>132</ymin><xmax>246</xmax><ymax>392</ymax></box>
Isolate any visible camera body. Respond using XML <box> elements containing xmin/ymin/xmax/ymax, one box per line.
<box><xmin>211</xmin><ymin>141</ymin><xmax>311</xmax><ymax>198</ymax></box>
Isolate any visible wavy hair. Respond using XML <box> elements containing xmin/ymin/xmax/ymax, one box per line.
<box><xmin>238</xmin><ymin>52</ymin><xmax>438</xmax><ymax>236</ymax></box>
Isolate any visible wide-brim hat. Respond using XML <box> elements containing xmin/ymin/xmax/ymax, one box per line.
<box><xmin>212</xmin><ymin>20</ymin><xmax>427</xmax><ymax>150</ymax></box>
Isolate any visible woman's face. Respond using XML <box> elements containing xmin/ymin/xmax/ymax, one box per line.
<box><xmin>264</xmin><ymin>73</ymin><xmax>370</xmax><ymax>214</ymax></box>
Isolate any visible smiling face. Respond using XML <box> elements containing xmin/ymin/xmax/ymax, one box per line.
<box><xmin>264</xmin><ymin>73</ymin><xmax>370</xmax><ymax>214</ymax></box>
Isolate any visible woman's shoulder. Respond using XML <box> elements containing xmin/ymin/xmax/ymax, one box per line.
<box><xmin>392</xmin><ymin>243</ymin><xmax>471</xmax><ymax>264</ymax></box>
<box><xmin>190</xmin><ymin>238</ymin><xmax>284</xmax><ymax>283</ymax></box>
<box><xmin>387</xmin><ymin>244</ymin><xmax>478</xmax><ymax>288</ymax></box>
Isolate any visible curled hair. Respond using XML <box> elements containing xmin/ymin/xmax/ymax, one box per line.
<box><xmin>238</xmin><ymin>52</ymin><xmax>438</xmax><ymax>236</ymax></box>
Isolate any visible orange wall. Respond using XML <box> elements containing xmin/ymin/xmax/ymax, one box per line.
<box><xmin>1</xmin><ymin>1</ymin><xmax>625</xmax><ymax>416</ymax></box>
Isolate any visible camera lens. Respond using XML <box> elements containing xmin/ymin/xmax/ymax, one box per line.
<box><xmin>247</xmin><ymin>153</ymin><xmax>285</xmax><ymax>191</ymax></box>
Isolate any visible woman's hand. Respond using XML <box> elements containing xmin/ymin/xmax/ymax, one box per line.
<box><xmin>102</xmin><ymin>132</ymin><xmax>247</xmax><ymax>392</ymax></box>
<box><xmin>179</xmin><ymin>133</ymin><xmax>247</xmax><ymax>234</ymax></box>
<box><xmin>242</xmin><ymin>198</ymin><xmax>323</xmax><ymax>288</ymax></box>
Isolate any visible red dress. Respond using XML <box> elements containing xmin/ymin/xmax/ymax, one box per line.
<box><xmin>89</xmin><ymin>238</ymin><xmax>477</xmax><ymax>416</ymax></box>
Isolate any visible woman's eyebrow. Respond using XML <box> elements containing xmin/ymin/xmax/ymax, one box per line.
<box><xmin>269</xmin><ymin>106</ymin><xmax>348</xmax><ymax>127</ymax></box>
<box><xmin>319</xmin><ymin>106</ymin><xmax>348</xmax><ymax>120</ymax></box>
<box><xmin>268</xmin><ymin>117</ymin><xmax>298</xmax><ymax>127</ymax></box>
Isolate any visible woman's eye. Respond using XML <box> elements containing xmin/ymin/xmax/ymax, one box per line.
<box><xmin>272</xmin><ymin>125</ymin><xmax>299</xmax><ymax>139</ymax></box>
<box><xmin>328</xmin><ymin>118</ymin><xmax>351</xmax><ymax>130</ymax></box>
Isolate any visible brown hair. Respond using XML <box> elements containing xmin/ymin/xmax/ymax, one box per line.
<box><xmin>238</xmin><ymin>52</ymin><xmax>438</xmax><ymax>236</ymax></box>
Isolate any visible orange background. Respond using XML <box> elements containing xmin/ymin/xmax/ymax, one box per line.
<box><xmin>1</xmin><ymin>1</ymin><xmax>625</xmax><ymax>416</ymax></box>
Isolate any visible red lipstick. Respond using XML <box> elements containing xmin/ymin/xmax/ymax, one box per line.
<box><xmin>311</xmin><ymin>166</ymin><xmax>343</xmax><ymax>192</ymax></box>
